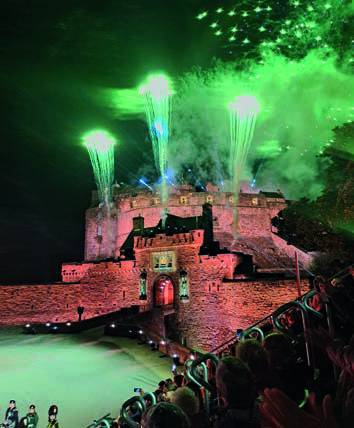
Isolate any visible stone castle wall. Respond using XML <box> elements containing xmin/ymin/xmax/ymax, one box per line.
<box><xmin>0</xmin><ymin>189</ymin><xmax>311</xmax><ymax>352</ymax></box>
<box><xmin>85</xmin><ymin>190</ymin><xmax>286</xmax><ymax>261</ymax></box>
<box><xmin>0</xmin><ymin>229</ymin><xmax>308</xmax><ymax>351</ymax></box>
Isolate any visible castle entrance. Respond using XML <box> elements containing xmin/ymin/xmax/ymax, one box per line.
<box><xmin>154</xmin><ymin>275</ymin><xmax>174</xmax><ymax>307</ymax></box>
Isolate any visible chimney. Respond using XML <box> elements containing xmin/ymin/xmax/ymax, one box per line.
<box><xmin>202</xmin><ymin>203</ymin><xmax>214</xmax><ymax>245</ymax></box>
<box><xmin>133</xmin><ymin>215</ymin><xmax>144</xmax><ymax>233</ymax></box>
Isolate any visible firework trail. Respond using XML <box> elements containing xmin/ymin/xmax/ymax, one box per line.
<box><xmin>83</xmin><ymin>129</ymin><xmax>116</xmax><ymax>205</ymax></box>
<box><xmin>228</xmin><ymin>95</ymin><xmax>260</xmax><ymax>234</ymax></box>
<box><xmin>139</xmin><ymin>74</ymin><xmax>173</xmax><ymax>222</ymax></box>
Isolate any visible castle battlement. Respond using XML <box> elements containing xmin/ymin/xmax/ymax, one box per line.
<box><xmin>84</xmin><ymin>186</ymin><xmax>287</xmax><ymax>262</ymax></box>
<box><xmin>134</xmin><ymin>230</ymin><xmax>204</xmax><ymax>250</ymax></box>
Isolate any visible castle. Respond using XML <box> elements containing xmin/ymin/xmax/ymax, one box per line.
<box><xmin>0</xmin><ymin>183</ymin><xmax>312</xmax><ymax>352</ymax></box>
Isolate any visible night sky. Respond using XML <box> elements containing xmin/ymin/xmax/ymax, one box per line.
<box><xmin>0</xmin><ymin>0</ymin><xmax>218</xmax><ymax>283</ymax></box>
<box><xmin>1</xmin><ymin>0</ymin><xmax>351</xmax><ymax>283</ymax></box>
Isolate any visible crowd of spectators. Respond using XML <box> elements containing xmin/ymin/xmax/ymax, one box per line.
<box><xmin>107</xmin><ymin>266</ymin><xmax>354</xmax><ymax>428</ymax></box>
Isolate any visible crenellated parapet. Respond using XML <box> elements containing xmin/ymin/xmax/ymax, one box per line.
<box><xmin>134</xmin><ymin>230</ymin><xmax>204</xmax><ymax>250</ymax></box>
<box><xmin>84</xmin><ymin>185</ymin><xmax>287</xmax><ymax>262</ymax></box>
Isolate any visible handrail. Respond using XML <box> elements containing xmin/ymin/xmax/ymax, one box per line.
<box><xmin>120</xmin><ymin>396</ymin><xmax>146</xmax><ymax>428</ymax></box>
<box><xmin>143</xmin><ymin>392</ymin><xmax>156</xmax><ymax>406</ymax></box>
<box><xmin>240</xmin><ymin>326</ymin><xmax>265</xmax><ymax>342</ymax></box>
<box><xmin>190</xmin><ymin>353</ymin><xmax>219</xmax><ymax>392</ymax></box>
<box><xmin>210</xmin><ymin>289</ymin><xmax>315</xmax><ymax>355</ymax></box>
<box><xmin>209</xmin><ymin>335</ymin><xmax>237</xmax><ymax>355</ymax></box>
<box><xmin>185</xmin><ymin>360</ymin><xmax>211</xmax><ymax>418</ymax></box>
<box><xmin>86</xmin><ymin>414</ymin><xmax>113</xmax><ymax>428</ymax></box>
<box><xmin>272</xmin><ymin>300</ymin><xmax>312</xmax><ymax>367</ymax></box>
<box><xmin>302</xmin><ymin>290</ymin><xmax>324</xmax><ymax>319</ymax></box>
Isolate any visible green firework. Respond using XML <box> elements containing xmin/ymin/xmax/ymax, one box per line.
<box><xmin>83</xmin><ymin>129</ymin><xmax>116</xmax><ymax>204</ymax></box>
<box><xmin>139</xmin><ymin>73</ymin><xmax>173</xmax><ymax>206</ymax></box>
<box><xmin>228</xmin><ymin>95</ymin><xmax>260</xmax><ymax>233</ymax></box>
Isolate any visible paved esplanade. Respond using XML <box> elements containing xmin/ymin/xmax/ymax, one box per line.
<box><xmin>0</xmin><ymin>327</ymin><xmax>171</xmax><ymax>427</ymax></box>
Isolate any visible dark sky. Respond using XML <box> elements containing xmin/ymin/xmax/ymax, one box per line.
<box><xmin>2</xmin><ymin>0</ymin><xmax>349</xmax><ymax>283</ymax></box>
<box><xmin>0</xmin><ymin>0</ymin><xmax>219</xmax><ymax>283</ymax></box>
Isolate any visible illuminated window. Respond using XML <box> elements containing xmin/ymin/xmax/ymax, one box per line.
<box><xmin>179</xmin><ymin>270</ymin><xmax>189</xmax><ymax>301</ymax></box>
<box><xmin>151</xmin><ymin>198</ymin><xmax>160</xmax><ymax>206</ymax></box>
<box><xmin>131</xmin><ymin>200</ymin><xmax>138</xmax><ymax>208</ymax></box>
<box><xmin>229</xmin><ymin>196</ymin><xmax>234</xmax><ymax>204</ymax></box>
<box><xmin>152</xmin><ymin>251</ymin><xmax>176</xmax><ymax>272</ymax></box>
<box><xmin>180</xmin><ymin>196</ymin><xmax>188</xmax><ymax>205</ymax></box>
<box><xmin>252</xmin><ymin>197</ymin><xmax>258</xmax><ymax>205</ymax></box>
<box><xmin>206</xmin><ymin>195</ymin><xmax>213</xmax><ymax>204</ymax></box>
<box><xmin>139</xmin><ymin>271</ymin><xmax>147</xmax><ymax>300</ymax></box>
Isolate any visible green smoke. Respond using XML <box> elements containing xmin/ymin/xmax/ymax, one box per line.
<box><xmin>169</xmin><ymin>50</ymin><xmax>353</xmax><ymax>199</ymax></box>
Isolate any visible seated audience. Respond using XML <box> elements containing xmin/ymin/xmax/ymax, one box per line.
<box><xmin>171</xmin><ymin>386</ymin><xmax>206</xmax><ymax>428</ymax></box>
<box><xmin>214</xmin><ymin>356</ymin><xmax>259</xmax><ymax>428</ymax></box>
<box><xmin>263</xmin><ymin>332</ymin><xmax>308</xmax><ymax>403</ymax></box>
<box><xmin>173</xmin><ymin>374</ymin><xmax>184</xmax><ymax>389</ymax></box>
<box><xmin>236</xmin><ymin>339</ymin><xmax>270</xmax><ymax>393</ymax></box>
<box><xmin>140</xmin><ymin>402</ymin><xmax>190</xmax><ymax>428</ymax></box>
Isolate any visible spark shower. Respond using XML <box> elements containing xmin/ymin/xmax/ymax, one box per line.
<box><xmin>228</xmin><ymin>95</ymin><xmax>260</xmax><ymax>234</ymax></box>
<box><xmin>83</xmin><ymin>129</ymin><xmax>116</xmax><ymax>205</ymax></box>
<box><xmin>139</xmin><ymin>74</ymin><xmax>173</xmax><ymax>221</ymax></box>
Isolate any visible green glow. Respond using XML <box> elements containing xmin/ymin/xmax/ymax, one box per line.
<box><xmin>170</xmin><ymin>51</ymin><xmax>353</xmax><ymax>202</ymax></box>
<box><xmin>196</xmin><ymin>0</ymin><xmax>350</xmax><ymax>58</ymax></box>
<box><xmin>256</xmin><ymin>140</ymin><xmax>281</xmax><ymax>158</ymax></box>
<box><xmin>196</xmin><ymin>11</ymin><xmax>208</xmax><ymax>20</ymax></box>
<box><xmin>216</xmin><ymin>7</ymin><xmax>223</xmax><ymax>14</ymax></box>
<box><xmin>210</xmin><ymin>22</ymin><xmax>218</xmax><ymax>28</ymax></box>
<box><xmin>230</xmin><ymin>26</ymin><xmax>238</xmax><ymax>33</ymax></box>
<box><xmin>139</xmin><ymin>73</ymin><xmax>173</xmax><ymax>211</ymax></box>
<box><xmin>228</xmin><ymin>96</ymin><xmax>260</xmax><ymax>233</ymax></box>
<box><xmin>215</xmin><ymin>30</ymin><xmax>222</xmax><ymax>36</ymax></box>
<box><xmin>83</xmin><ymin>130</ymin><xmax>116</xmax><ymax>204</ymax></box>
<box><xmin>100</xmin><ymin>87</ymin><xmax>143</xmax><ymax>118</ymax></box>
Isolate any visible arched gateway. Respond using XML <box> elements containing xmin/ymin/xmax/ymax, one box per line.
<box><xmin>154</xmin><ymin>275</ymin><xmax>174</xmax><ymax>306</ymax></box>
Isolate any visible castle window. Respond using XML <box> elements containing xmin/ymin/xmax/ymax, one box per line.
<box><xmin>152</xmin><ymin>251</ymin><xmax>176</xmax><ymax>272</ymax></box>
<box><xmin>229</xmin><ymin>196</ymin><xmax>234</xmax><ymax>204</ymax></box>
<box><xmin>151</xmin><ymin>198</ymin><xmax>160</xmax><ymax>206</ymax></box>
<box><xmin>206</xmin><ymin>195</ymin><xmax>213</xmax><ymax>204</ymax></box>
<box><xmin>123</xmin><ymin>291</ymin><xmax>126</xmax><ymax>300</ymax></box>
<box><xmin>179</xmin><ymin>270</ymin><xmax>189</xmax><ymax>302</ymax></box>
<box><xmin>180</xmin><ymin>196</ymin><xmax>188</xmax><ymax>205</ymax></box>
<box><xmin>131</xmin><ymin>200</ymin><xmax>138</xmax><ymax>208</ymax></box>
<box><xmin>97</xmin><ymin>225</ymin><xmax>102</xmax><ymax>236</ymax></box>
<box><xmin>252</xmin><ymin>197</ymin><xmax>258</xmax><ymax>206</ymax></box>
